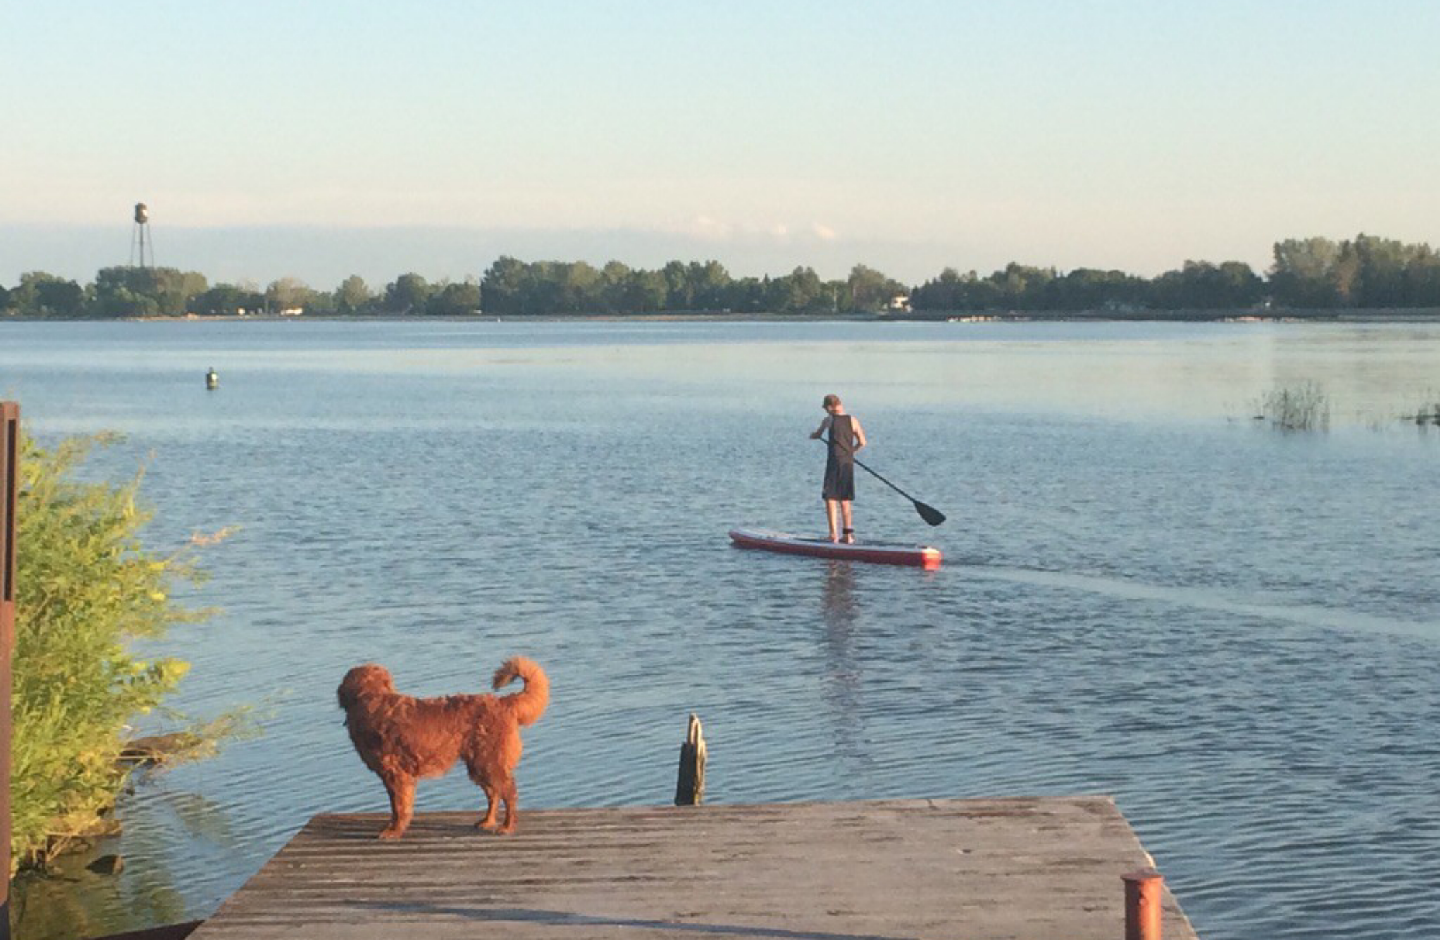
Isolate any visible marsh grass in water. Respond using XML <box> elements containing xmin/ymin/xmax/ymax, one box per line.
<box><xmin>1253</xmin><ymin>382</ymin><xmax>1331</xmax><ymax>431</ymax></box>
<box><xmin>1398</xmin><ymin>390</ymin><xmax>1440</xmax><ymax>426</ymax></box>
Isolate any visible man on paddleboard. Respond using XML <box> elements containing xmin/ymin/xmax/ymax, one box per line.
<box><xmin>809</xmin><ymin>393</ymin><xmax>867</xmax><ymax>543</ymax></box>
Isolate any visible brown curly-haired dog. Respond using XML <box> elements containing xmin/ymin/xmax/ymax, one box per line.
<box><xmin>337</xmin><ymin>657</ymin><xmax>549</xmax><ymax>839</ymax></box>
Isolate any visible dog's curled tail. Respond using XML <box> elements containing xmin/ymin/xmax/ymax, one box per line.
<box><xmin>492</xmin><ymin>656</ymin><xmax>549</xmax><ymax>726</ymax></box>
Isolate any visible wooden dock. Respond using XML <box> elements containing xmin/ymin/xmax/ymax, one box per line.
<box><xmin>186</xmin><ymin>796</ymin><xmax>1197</xmax><ymax>939</ymax></box>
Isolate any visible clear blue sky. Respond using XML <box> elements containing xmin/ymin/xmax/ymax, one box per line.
<box><xmin>3</xmin><ymin>0</ymin><xmax>1437</xmax><ymax>287</ymax></box>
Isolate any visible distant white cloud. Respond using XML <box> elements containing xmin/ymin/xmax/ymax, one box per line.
<box><xmin>676</xmin><ymin>216</ymin><xmax>811</xmax><ymax>243</ymax></box>
<box><xmin>685</xmin><ymin>215</ymin><xmax>733</xmax><ymax>240</ymax></box>
<box><xmin>811</xmin><ymin>222</ymin><xmax>837</xmax><ymax>241</ymax></box>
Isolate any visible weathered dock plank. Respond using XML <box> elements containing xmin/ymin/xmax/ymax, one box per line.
<box><xmin>189</xmin><ymin>797</ymin><xmax>1198</xmax><ymax>939</ymax></box>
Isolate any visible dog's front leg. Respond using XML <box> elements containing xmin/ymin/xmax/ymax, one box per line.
<box><xmin>380</xmin><ymin>776</ymin><xmax>415</xmax><ymax>839</ymax></box>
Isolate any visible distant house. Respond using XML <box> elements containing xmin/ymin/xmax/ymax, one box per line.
<box><xmin>886</xmin><ymin>294</ymin><xmax>912</xmax><ymax>313</ymax></box>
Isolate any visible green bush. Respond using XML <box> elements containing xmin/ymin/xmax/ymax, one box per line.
<box><xmin>11</xmin><ymin>433</ymin><xmax>213</xmax><ymax>871</ymax></box>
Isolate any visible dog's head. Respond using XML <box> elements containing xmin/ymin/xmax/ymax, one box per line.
<box><xmin>338</xmin><ymin>663</ymin><xmax>395</xmax><ymax>714</ymax></box>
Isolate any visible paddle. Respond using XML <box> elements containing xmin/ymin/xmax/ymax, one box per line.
<box><xmin>823</xmin><ymin>437</ymin><xmax>946</xmax><ymax>527</ymax></box>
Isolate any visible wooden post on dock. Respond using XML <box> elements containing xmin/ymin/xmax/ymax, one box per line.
<box><xmin>1</xmin><ymin>402</ymin><xmax>19</xmax><ymax>940</ymax></box>
<box><xmin>674</xmin><ymin>713</ymin><xmax>706</xmax><ymax>806</ymax></box>
<box><xmin>1122</xmin><ymin>867</ymin><xmax>1163</xmax><ymax>940</ymax></box>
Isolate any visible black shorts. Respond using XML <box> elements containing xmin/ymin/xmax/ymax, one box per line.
<box><xmin>822</xmin><ymin>461</ymin><xmax>854</xmax><ymax>501</ymax></box>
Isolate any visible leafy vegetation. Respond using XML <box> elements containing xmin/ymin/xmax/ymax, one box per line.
<box><xmin>3</xmin><ymin>232</ymin><xmax>1440</xmax><ymax>318</ymax></box>
<box><xmin>10</xmin><ymin>434</ymin><xmax>217</xmax><ymax>871</ymax></box>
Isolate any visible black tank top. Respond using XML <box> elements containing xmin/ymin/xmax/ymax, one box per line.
<box><xmin>828</xmin><ymin>414</ymin><xmax>855</xmax><ymax>462</ymax></box>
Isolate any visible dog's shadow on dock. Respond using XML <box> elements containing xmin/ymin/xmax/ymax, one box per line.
<box><xmin>345</xmin><ymin>900</ymin><xmax>920</xmax><ymax>940</ymax></box>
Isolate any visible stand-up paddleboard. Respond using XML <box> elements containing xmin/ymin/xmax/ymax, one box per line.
<box><xmin>729</xmin><ymin>527</ymin><xmax>941</xmax><ymax>569</ymax></box>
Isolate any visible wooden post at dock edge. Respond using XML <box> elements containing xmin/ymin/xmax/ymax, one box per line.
<box><xmin>1122</xmin><ymin>867</ymin><xmax>1163</xmax><ymax>940</ymax></box>
<box><xmin>674</xmin><ymin>713</ymin><xmax>706</xmax><ymax>806</ymax></box>
<box><xmin>2</xmin><ymin>402</ymin><xmax>20</xmax><ymax>940</ymax></box>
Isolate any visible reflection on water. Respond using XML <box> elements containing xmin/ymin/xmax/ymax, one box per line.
<box><xmin>821</xmin><ymin>560</ymin><xmax>858</xmax><ymax>633</ymax></box>
<box><xmin>1</xmin><ymin>319</ymin><xmax>1438</xmax><ymax>940</ymax></box>
<box><xmin>10</xmin><ymin>780</ymin><xmax>233</xmax><ymax>939</ymax></box>
<box><xmin>819</xmin><ymin>561</ymin><xmax>865</xmax><ymax>767</ymax></box>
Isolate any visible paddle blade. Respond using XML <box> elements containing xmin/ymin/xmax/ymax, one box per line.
<box><xmin>916</xmin><ymin>502</ymin><xmax>946</xmax><ymax>526</ymax></box>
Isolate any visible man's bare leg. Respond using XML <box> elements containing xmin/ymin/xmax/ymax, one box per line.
<box><xmin>825</xmin><ymin>499</ymin><xmax>840</xmax><ymax>542</ymax></box>
<box><xmin>841</xmin><ymin>501</ymin><xmax>854</xmax><ymax>542</ymax></box>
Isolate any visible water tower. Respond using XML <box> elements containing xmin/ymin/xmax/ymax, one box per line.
<box><xmin>130</xmin><ymin>202</ymin><xmax>154</xmax><ymax>268</ymax></box>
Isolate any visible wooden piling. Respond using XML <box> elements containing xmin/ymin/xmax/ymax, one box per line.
<box><xmin>1123</xmin><ymin>867</ymin><xmax>1164</xmax><ymax>940</ymax></box>
<box><xmin>673</xmin><ymin>712</ymin><xmax>706</xmax><ymax>806</ymax></box>
<box><xmin>2</xmin><ymin>401</ymin><xmax>19</xmax><ymax>940</ymax></box>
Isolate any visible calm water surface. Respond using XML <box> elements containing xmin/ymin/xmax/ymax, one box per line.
<box><xmin>1</xmin><ymin>319</ymin><xmax>1437</xmax><ymax>940</ymax></box>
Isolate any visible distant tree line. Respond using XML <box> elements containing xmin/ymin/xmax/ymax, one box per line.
<box><xmin>0</xmin><ymin>267</ymin><xmax>485</xmax><ymax>319</ymax></box>
<box><xmin>911</xmin><ymin>235</ymin><xmax>1440</xmax><ymax>312</ymax></box>
<box><xmin>2</xmin><ymin>233</ymin><xmax>1438</xmax><ymax>319</ymax></box>
<box><xmin>478</xmin><ymin>258</ymin><xmax>906</xmax><ymax>315</ymax></box>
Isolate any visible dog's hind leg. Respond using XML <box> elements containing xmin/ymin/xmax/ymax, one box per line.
<box><xmin>379</xmin><ymin>776</ymin><xmax>415</xmax><ymax>840</ymax></box>
<box><xmin>497</xmin><ymin>776</ymin><xmax>519</xmax><ymax>834</ymax></box>
<box><xmin>475</xmin><ymin>781</ymin><xmax>500</xmax><ymax>831</ymax></box>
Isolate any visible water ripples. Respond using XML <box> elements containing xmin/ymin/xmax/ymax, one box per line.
<box><xmin>4</xmin><ymin>320</ymin><xmax>1440</xmax><ymax>940</ymax></box>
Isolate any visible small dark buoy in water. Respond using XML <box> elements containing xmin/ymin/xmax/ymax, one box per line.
<box><xmin>206</xmin><ymin>368</ymin><xmax>218</xmax><ymax>390</ymax></box>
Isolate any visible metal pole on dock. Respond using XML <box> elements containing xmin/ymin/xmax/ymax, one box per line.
<box><xmin>1122</xmin><ymin>867</ymin><xmax>1163</xmax><ymax>940</ymax></box>
<box><xmin>2</xmin><ymin>402</ymin><xmax>19</xmax><ymax>940</ymax></box>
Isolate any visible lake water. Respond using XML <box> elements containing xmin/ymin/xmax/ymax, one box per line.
<box><xmin>2</xmin><ymin>318</ymin><xmax>1438</xmax><ymax>940</ymax></box>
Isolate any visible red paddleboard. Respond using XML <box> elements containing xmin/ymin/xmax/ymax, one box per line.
<box><xmin>729</xmin><ymin>528</ymin><xmax>942</xmax><ymax>569</ymax></box>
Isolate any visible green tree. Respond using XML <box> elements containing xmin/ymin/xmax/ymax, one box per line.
<box><xmin>559</xmin><ymin>262</ymin><xmax>602</xmax><ymax>312</ymax></box>
<box><xmin>1353</xmin><ymin>233</ymin><xmax>1421</xmax><ymax>307</ymax></box>
<box><xmin>1151</xmin><ymin>260</ymin><xmax>1263</xmax><ymax>309</ymax></box>
<box><xmin>766</xmin><ymin>266</ymin><xmax>824</xmax><ymax>312</ymax></box>
<box><xmin>687</xmin><ymin>260</ymin><xmax>732</xmax><ymax>311</ymax></box>
<box><xmin>12</xmin><ymin>272</ymin><xmax>85</xmax><ymax>318</ymax></box>
<box><xmin>846</xmin><ymin>264</ymin><xmax>904</xmax><ymax>312</ymax></box>
<box><xmin>92</xmin><ymin>267</ymin><xmax>160</xmax><ymax>317</ymax></box>
<box><xmin>1330</xmin><ymin>240</ymin><xmax>1362</xmax><ymax>305</ymax></box>
<box><xmin>910</xmin><ymin>267</ymin><xmax>964</xmax><ymax>311</ymax></box>
<box><xmin>191</xmin><ymin>284</ymin><xmax>264</xmax><ymax>316</ymax></box>
<box><xmin>661</xmin><ymin>261</ymin><xmax>692</xmax><ymax>310</ymax></box>
<box><xmin>92</xmin><ymin>267</ymin><xmax>207</xmax><ymax>318</ymax></box>
<box><xmin>1405</xmin><ymin>250</ymin><xmax>1440</xmax><ymax>306</ymax></box>
<box><xmin>305</xmin><ymin>290</ymin><xmax>340</xmax><ymax>316</ymax></box>
<box><xmin>993</xmin><ymin>263</ymin><xmax>1055</xmax><ymax>309</ymax></box>
<box><xmin>265</xmin><ymin>277</ymin><xmax>318</xmax><ymax>314</ymax></box>
<box><xmin>1269</xmin><ymin>237</ymin><xmax>1342</xmax><ymax>307</ymax></box>
<box><xmin>335</xmin><ymin>275</ymin><xmax>375</xmax><ymax>315</ymax></box>
<box><xmin>426</xmin><ymin>280</ymin><xmax>482</xmax><ymax>316</ymax></box>
<box><xmin>599</xmin><ymin>260</ymin><xmax>633</xmax><ymax>314</ymax></box>
<box><xmin>1057</xmin><ymin>268</ymin><xmax>1147</xmax><ymax>311</ymax></box>
<box><xmin>480</xmin><ymin>257</ymin><xmax>527</xmax><ymax>315</ymax></box>
<box><xmin>726</xmin><ymin>276</ymin><xmax>768</xmax><ymax>313</ymax></box>
<box><xmin>1216</xmin><ymin>261</ymin><xmax>1264</xmax><ymax>308</ymax></box>
<box><xmin>11</xmin><ymin>434</ymin><xmax>217</xmax><ymax>869</ymax></box>
<box><xmin>383</xmin><ymin>273</ymin><xmax>431</xmax><ymax>314</ymax></box>
<box><xmin>621</xmin><ymin>269</ymin><xmax>667</xmax><ymax>312</ymax></box>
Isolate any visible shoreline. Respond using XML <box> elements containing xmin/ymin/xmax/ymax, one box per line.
<box><xmin>2</xmin><ymin>308</ymin><xmax>1439</xmax><ymax>324</ymax></box>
